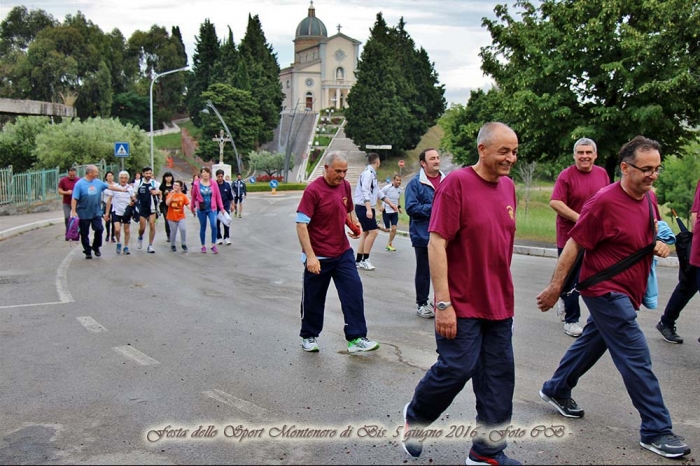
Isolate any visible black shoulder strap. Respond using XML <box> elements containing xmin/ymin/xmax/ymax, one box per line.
<box><xmin>566</xmin><ymin>194</ymin><xmax>655</xmax><ymax>295</ymax></box>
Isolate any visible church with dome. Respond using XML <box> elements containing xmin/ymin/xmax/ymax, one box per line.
<box><xmin>279</xmin><ymin>1</ymin><xmax>360</xmax><ymax>113</ymax></box>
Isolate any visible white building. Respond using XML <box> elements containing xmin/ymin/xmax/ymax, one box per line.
<box><xmin>279</xmin><ymin>1</ymin><xmax>360</xmax><ymax>113</ymax></box>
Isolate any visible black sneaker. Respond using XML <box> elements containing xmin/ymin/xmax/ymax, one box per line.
<box><xmin>93</xmin><ymin>247</ymin><xmax>101</xmax><ymax>257</ymax></box>
<box><xmin>656</xmin><ymin>321</ymin><xmax>683</xmax><ymax>344</ymax></box>
<box><xmin>170</xmin><ymin>245</ymin><xmax>177</xmax><ymax>252</ymax></box>
<box><xmin>640</xmin><ymin>434</ymin><xmax>690</xmax><ymax>458</ymax></box>
<box><xmin>539</xmin><ymin>390</ymin><xmax>584</xmax><ymax>418</ymax></box>
<box><xmin>466</xmin><ymin>449</ymin><xmax>522</xmax><ymax>465</ymax></box>
<box><xmin>401</xmin><ymin>403</ymin><xmax>423</xmax><ymax>458</ymax></box>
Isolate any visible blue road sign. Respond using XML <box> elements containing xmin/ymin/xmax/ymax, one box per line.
<box><xmin>386</xmin><ymin>177</ymin><xmax>391</xmax><ymax>184</ymax></box>
<box><xmin>269</xmin><ymin>180</ymin><xmax>279</xmax><ymax>189</ymax></box>
<box><xmin>249</xmin><ymin>177</ymin><xmax>256</xmax><ymax>184</ymax></box>
<box><xmin>114</xmin><ymin>142</ymin><xmax>130</xmax><ymax>158</ymax></box>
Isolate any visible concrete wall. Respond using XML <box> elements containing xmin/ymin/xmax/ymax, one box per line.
<box><xmin>0</xmin><ymin>98</ymin><xmax>76</xmax><ymax>117</ymax></box>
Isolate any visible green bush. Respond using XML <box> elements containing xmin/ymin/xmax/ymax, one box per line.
<box><xmin>247</xmin><ymin>182</ymin><xmax>307</xmax><ymax>192</ymax></box>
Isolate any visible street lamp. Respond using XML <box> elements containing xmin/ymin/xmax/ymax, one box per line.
<box><xmin>201</xmin><ymin>100</ymin><xmax>242</xmax><ymax>175</ymax></box>
<box><xmin>150</xmin><ymin>66</ymin><xmax>189</xmax><ymax>170</ymax></box>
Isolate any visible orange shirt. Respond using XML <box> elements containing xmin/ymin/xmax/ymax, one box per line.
<box><xmin>166</xmin><ymin>192</ymin><xmax>189</xmax><ymax>222</ymax></box>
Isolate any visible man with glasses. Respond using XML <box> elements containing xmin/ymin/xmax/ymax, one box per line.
<box><xmin>550</xmin><ymin>138</ymin><xmax>610</xmax><ymax>337</ymax></box>
<box><xmin>536</xmin><ymin>136</ymin><xmax>690</xmax><ymax>460</ymax></box>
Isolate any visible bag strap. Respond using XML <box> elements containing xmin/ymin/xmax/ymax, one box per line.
<box><xmin>568</xmin><ymin>194</ymin><xmax>655</xmax><ymax>295</ymax></box>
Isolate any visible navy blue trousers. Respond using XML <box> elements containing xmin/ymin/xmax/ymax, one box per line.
<box><xmin>300</xmin><ymin>248</ymin><xmax>368</xmax><ymax>341</ymax></box>
<box><xmin>660</xmin><ymin>265</ymin><xmax>697</xmax><ymax>327</ymax></box>
<box><xmin>542</xmin><ymin>292</ymin><xmax>673</xmax><ymax>443</ymax></box>
<box><xmin>414</xmin><ymin>246</ymin><xmax>431</xmax><ymax>306</ymax></box>
<box><xmin>79</xmin><ymin>217</ymin><xmax>103</xmax><ymax>254</ymax></box>
<box><xmin>406</xmin><ymin>317</ymin><xmax>515</xmax><ymax>456</ymax></box>
<box><xmin>558</xmin><ymin>247</ymin><xmax>582</xmax><ymax>323</ymax></box>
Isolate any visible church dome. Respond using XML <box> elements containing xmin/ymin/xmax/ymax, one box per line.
<box><xmin>295</xmin><ymin>1</ymin><xmax>327</xmax><ymax>38</ymax></box>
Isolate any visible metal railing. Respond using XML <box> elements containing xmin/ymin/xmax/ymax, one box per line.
<box><xmin>0</xmin><ymin>160</ymin><xmax>121</xmax><ymax>207</ymax></box>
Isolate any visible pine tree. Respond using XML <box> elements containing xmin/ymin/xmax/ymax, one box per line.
<box><xmin>212</xmin><ymin>26</ymin><xmax>238</xmax><ymax>86</ymax></box>
<box><xmin>188</xmin><ymin>19</ymin><xmax>220</xmax><ymax>125</ymax></box>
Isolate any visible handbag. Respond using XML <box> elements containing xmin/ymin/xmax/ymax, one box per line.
<box><xmin>561</xmin><ymin>193</ymin><xmax>655</xmax><ymax>297</ymax></box>
<box><xmin>217</xmin><ymin>210</ymin><xmax>232</xmax><ymax>227</ymax></box>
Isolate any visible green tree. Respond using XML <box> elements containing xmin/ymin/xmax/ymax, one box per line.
<box><xmin>345</xmin><ymin>16</ymin><xmax>411</xmax><ymax>154</ymax></box>
<box><xmin>238</xmin><ymin>14</ymin><xmax>284</xmax><ymax>145</ymax></box>
<box><xmin>0</xmin><ymin>116</ymin><xmax>51</xmax><ymax>171</ymax></box>
<box><xmin>187</xmin><ymin>19</ymin><xmax>220</xmax><ymax>126</ymax></box>
<box><xmin>111</xmin><ymin>91</ymin><xmax>150</xmax><ymax>129</ymax></box>
<box><xmin>197</xmin><ymin>83</ymin><xmax>261</xmax><ymax>165</ymax></box>
<box><xmin>0</xmin><ymin>6</ymin><xmax>57</xmax><ymax>55</ymax></box>
<box><xmin>34</xmin><ymin>117</ymin><xmax>152</xmax><ymax>173</ymax></box>
<box><xmin>211</xmin><ymin>26</ymin><xmax>238</xmax><ymax>86</ymax></box>
<box><xmin>248</xmin><ymin>150</ymin><xmax>291</xmax><ymax>177</ymax></box>
<box><xmin>480</xmin><ymin>0</ymin><xmax>700</xmax><ymax>178</ymax></box>
<box><xmin>655</xmin><ymin>141</ymin><xmax>700</xmax><ymax>224</ymax></box>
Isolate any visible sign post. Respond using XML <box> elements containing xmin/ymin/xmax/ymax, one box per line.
<box><xmin>269</xmin><ymin>179</ymin><xmax>279</xmax><ymax>196</ymax></box>
<box><xmin>398</xmin><ymin>159</ymin><xmax>405</xmax><ymax>176</ymax></box>
<box><xmin>114</xmin><ymin>142</ymin><xmax>130</xmax><ymax>171</ymax></box>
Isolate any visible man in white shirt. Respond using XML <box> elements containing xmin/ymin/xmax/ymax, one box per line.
<box><xmin>353</xmin><ymin>153</ymin><xmax>398</xmax><ymax>271</ymax></box>
<box><xmin>380</xmin><ymin>174</ymin><xmax>403</xmax><ymax>251</ymax></box>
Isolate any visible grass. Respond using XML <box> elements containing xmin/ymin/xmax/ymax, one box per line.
<box><xmin>153</xmin><ymin>120</ymin><xmax>202</xmax><ymax>150</ymax></box>
<box><xmin>375</xmin><ymin>125</ymin><xmax>445</xmax><ymax>182</ymax></box>
<box><xmin>515</xmin><ymin>188</ymin><xmax>557</xmax><ymax>243</ymax></box>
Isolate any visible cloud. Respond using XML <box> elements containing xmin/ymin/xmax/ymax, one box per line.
<box><xmin>0</xmin><ymin>0</ymin><xmax>500</xmax><ymax>104</ymax></box>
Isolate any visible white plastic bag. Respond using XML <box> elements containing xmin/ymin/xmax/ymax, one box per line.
<box><xmin>217</xmin><ymin>210</ymin><xmax>232</xmax><ymax>227</ymax></box>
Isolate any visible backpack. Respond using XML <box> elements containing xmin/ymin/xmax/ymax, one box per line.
<box><xmin>65</xmin><ymin>216</ymin><xmax>80</xmax><ymax>241</ymax></box>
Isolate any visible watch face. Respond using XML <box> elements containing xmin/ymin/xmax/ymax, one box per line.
<box><xmin>305</xmin><ymin>78</ymin><xmax>314</xmax><ymax>87</ymax></box>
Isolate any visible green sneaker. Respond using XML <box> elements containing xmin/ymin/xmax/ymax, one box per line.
<box><xmin>347</xmin><ymin>337</ymin><xmax>379</xmax><ymax>353</ymax></box>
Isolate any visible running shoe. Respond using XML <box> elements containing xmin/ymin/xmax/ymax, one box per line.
<box><xmin>123</xmin><ymin>247</ymin><xmax>130</xmax><ymax>255</ymax></box>
<box><xmin>640</xmin><ymin>434</ymin><xmax>690</xmax><ymax>458</ymax></box>
<box><xmin>137</xmin><ymin>237</ymin><xmax>143</xmax><ymax>249</ymax></box>
<box><xmin>170</xmin><ymin>245</ymin><xmax>177</xmax><ymax>252</ymax></box>
<box><xmin>211</xmin><ymin>245</ymin><xmax>218</xmax><ymax>254</ymax></box>
<box><xmin>116</xmin><ymin>244</ymin><xmax>122</xmax><ymax>255</ymax></box>
<box><xmin>466</xmin><ymin>449</ymin><xmax>522</xmax><ymax>465</ymax></box>
<box><xmin>201</xmin><ymin>246</ymin><xmax>207</xmax><ymax>253</ymax></box>
<box><xmin>225</xmin><ymin>238</ymin><xmax>232</xmax><ymax>245</ymax></box>
<box><xmin>386</xmin><ymin>245</ymin><xmax>396</xmax><ymax>252</ymax></box>
<box><xmin>358</xmin><ymin>260</ymin><xmax>376</xmax><ymax>271</ymax></box>
<box><xmin>147</xmin><ymin>245</ymin><xmax>155</xmax><ymax>254</ymax></box>
<box><xmin>181</xmin><ymin>244</ymin><xmax>188</xmax><ymax>252</ymax></box>
<box><xmin>301</xmin><ymin>337</ymin><xmax>319</xmax><ymax>352</ymax></box>
<box><xmin>347</xmin><ymin>337</ymin><xmax>379</xmax><ymax>353</ymax></box>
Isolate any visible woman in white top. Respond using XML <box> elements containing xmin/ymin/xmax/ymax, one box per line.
<box><xmin>104</xmin><ymin>171</ymin><xmax>136</xmax><ymax>255</ymax></box>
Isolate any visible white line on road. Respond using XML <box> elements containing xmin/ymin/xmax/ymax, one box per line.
<box><xmin>113</xmin><ymin>346</ymin><xmax>161</xmax><ymax>365</ymax></box>
<box><xmin>0</xmin><ymin>301</ymin><xmax>64</xmax><ymax>310</ymax></box>
<box><xmin>56</xmin><ymin>247</ymin><xmax>79</xmax><ymax>303</ymax></box>
<box><xmin>202</xmin><ymin>389</ymin><xmax>267</xmax><ymax>416</ymax></box>
<box><xmin>0</xmin><ymin>217</ymin><xmax>63</xmax><ymax>241</ymax></box>
<box><xmin>76</xmin><ymin>316</ymin><xmax>107</xmax><ymax>333</ymax></box>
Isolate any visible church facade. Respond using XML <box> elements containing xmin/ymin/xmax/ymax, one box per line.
<box><xmin>279</xmin><ymin>2</ymin><xmax>360</xmax><ymax>113</ymax></box>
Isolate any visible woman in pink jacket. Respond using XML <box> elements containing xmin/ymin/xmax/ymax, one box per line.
<box><xmin>190</xmin><ymin>167</ymin><xmax>224</xmax><ymax>253</ymax></box>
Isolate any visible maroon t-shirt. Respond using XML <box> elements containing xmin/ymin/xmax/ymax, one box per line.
<box><xmin>58</xmin><ymin>176</ymin><xmax>79</xmax><ymax>205</ymax></box>
<box><xmin>570</xmin><ymin>183</ymin><xmax>659</xmax><ymax>309</ymax></box>
<box><xmin>689</xmin><ymin>181</ymin><xmax>700</xmax><ymax>267</ymax></box>
<box><xmin>297</xmin><ymin>176</ymin><xmax>353</xmax><ymax>258</ymax></box>
<box><xmin>429</xmin><ymin>167</ymin><xmax>516</xmax><ymax>320</ymax></box>
<box><xmin>426</xmin><ymin>174</ymin><xmax>441</xmax><ymax>191</ymax></box>
<box><xmin>551</xmin><ymin>165</ymin><xmax>610</xmax><ymax>248</ymax></box>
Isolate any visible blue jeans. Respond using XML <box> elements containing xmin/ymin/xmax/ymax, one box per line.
<box><xmin>558</xmin><ymin>247</ymin><xmax>581</xmax><ymax>323</ymax></box>
<box><xmin>542</xmin><ymin>292</ymin><xmax>673</xmax><ymax>443</ymax></box>
<box><xmin>406</xmin><ymin>317</ymin><xmax>515</xmax><ymax>457</ymax></box>
<box><xmin>300</xmin><ymin>249</ymin><xmax>368</xmax><ymax>341</ymax></box>
<box><xmin>660</xmin><ymin>265</ymin><xmax>697</xmax><ymax>327</ymax></box>
<box><xmin>196</xmin><ymin>209</ymin><xmax>217</xmax><ymax>246</ymax></box>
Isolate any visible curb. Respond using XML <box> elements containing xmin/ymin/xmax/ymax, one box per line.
<box><xmin>0</xmin><ymin>217</ymin><xmax>63</xmax><ymax>242</ymax></box>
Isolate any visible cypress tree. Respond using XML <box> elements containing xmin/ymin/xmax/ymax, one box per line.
<box><xmin>188</xmin><ymin>19</ymin><xmax>220</xmax><ymax>125</ymax></box>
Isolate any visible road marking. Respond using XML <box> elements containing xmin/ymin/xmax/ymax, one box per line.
<box><xmin>76</xmin><ymin>316</ymin><xmax>107</xmax><ymax>333</ymax></box>
<box><xmin>113</xmin><ymin>346</ymin><xmax>160</xmax><ymax>365</ymax></box>
<box><xmin>0</xmin><ymin>217</ymin><xmax>63</xmax><ymax>241</ymax></box>
<box><xmin>202</xmin><ymin>389</ymin><xmax>267</xmax><ymax>416</ymax></box>
<box><xmin>56</xmin><ymin>247</ymin><xmax>79</xmax><ymax>303</ymax></box>
<box><xmin>0</xmin><ymin>301</ymin><xmax>64</xmax><ymax>310</ymax></box>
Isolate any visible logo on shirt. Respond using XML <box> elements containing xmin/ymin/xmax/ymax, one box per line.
<box><xmin>507</xmin><ymin>205</ymin><xmax>514</xmax><ymax>220</ymax></box>
<box><xmin>342</xmin><ymin>197</ymin><xmax>348</xmax><ymax>207</ymax></box>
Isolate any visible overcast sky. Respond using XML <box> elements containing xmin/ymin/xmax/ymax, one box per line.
<box><xmin>0</xmin><ymin>0</ymin><xmax>503</xmax><ymax>105</ymax></box>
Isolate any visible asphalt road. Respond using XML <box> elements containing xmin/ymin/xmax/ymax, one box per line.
<box><xmin>1</xmin><ymin>192</ymin><xmax>698</xmax><ymax>465</ymax></box>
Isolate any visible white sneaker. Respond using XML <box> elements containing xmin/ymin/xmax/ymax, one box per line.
<box><xmin>347</xmin><ymin>337</ymin><xmax>379</xmax><ymax>353</ymax></box>
<box><xmin>225</xmin><ymin>238</ymin><xmax>231</xmax><ymax>245</ymax></box>
<box><xmin>147</xmin><ymin>245</ymin><xmax>155</xmax><ymax>254</ymax></box>
<box><xmin>564</xmin><ymin>322</ymin><xmax>583</xmax><ymax>337</ymax></box>
<box><xmin>556</xmin><ymin>299</ymin><xmax>566</xmax><ymax>322</ymax></box>
<box><xmin>217</xmin><ymin>239</ymin><xmax>223</xmax><ymax>245</ymax></box>
<box><xmin>359</xmin><ymin>259</ymin><xmax>376</xmax><ymax>271</ymax></box>
<box><xmin>301</xmin><ymin>337</ymin><xmax>319</xmax><ymax>352</ymax></box>
<box><xmin>416</xmin><ymin>304</ymin><xmax>435</xmax><ymax>319</ymax></box>
<box><xmin>137</xmin><ymin>237</ymin><xmax>143</xmax><ymax>249</ymax></box>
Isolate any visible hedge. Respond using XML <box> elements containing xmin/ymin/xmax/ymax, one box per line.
<box><xmin>247</xmin><ymin>182</ymin><xmax>307</xmax><ymax>192</ymax></box>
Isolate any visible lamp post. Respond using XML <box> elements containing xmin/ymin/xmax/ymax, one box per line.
<box><xmin>150</xmin><ymin>66</ymin><xmax>189</xmax><ymax>170</ymax></box>
<box><xmin>201</xmin><ymin>100</ymin><xmax>242</xmax><ymax>175</ymax></box>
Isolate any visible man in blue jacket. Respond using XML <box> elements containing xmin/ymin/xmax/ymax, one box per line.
<box><xmin>232</xmin><ymin>173</ymin><xmax>247</xmax><ymax>218</ymax></box>
<box><xmin>405</xmin><ymin>148</ymin><xmax>445</xmax><ymax>318</ymax></box>
<box><xmin>215</xmin><ymin>169</ymin><xmax>234</xmax><ymax>245</ymax></box>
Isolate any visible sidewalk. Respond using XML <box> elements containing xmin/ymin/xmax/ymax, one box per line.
<box><xmin>0</xmin><ymin>205</ymin><xmax>680</xmax><ymax>268</ymax></box>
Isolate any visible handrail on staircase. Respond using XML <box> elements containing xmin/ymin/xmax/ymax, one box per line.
<box><xmin>303</xmin><ymin>119</ymin><xmax>347</xmax><ymax>183</ymax></box>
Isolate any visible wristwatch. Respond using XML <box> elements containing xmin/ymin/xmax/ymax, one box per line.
<box><xmin>436</xmin><ymin>301</ymin><xmax>452</xmax><ymax>311</ymax></box>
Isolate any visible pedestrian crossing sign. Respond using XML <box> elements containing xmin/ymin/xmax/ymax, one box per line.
<box><xmin>114</xmin><ymin>142</ymin><xmax>130</xmax><ymax>158</ymax></box>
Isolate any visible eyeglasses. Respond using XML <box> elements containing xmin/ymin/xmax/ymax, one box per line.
<box><xmin>626</xmin><ymin>162</ymin><xmax>664</xmax><ymax>177</ymax></box>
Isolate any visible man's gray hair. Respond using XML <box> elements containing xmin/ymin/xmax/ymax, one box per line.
<box><xmin>573</xmin><ymin>137</ymin><xmax>597</xmax><ymax>154</ymax></box>
<box><xmin>86</xmin><ymin>164</ymin><xmax>98</xmax><ymax>174</ymax></box>
<box><xmin>324</xmin><ymin>151</ymin><xmax>347</xmax><ymax>166</ymax></box>
<box><xmin>476</xmin><ymin>122</ymin><xmax>514</xmax><ymax>147</ymax></box>
<box><xmin>118</xmin><ymin>170</ymin><xmax>130</xmax><ymax>179</ymax></box>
